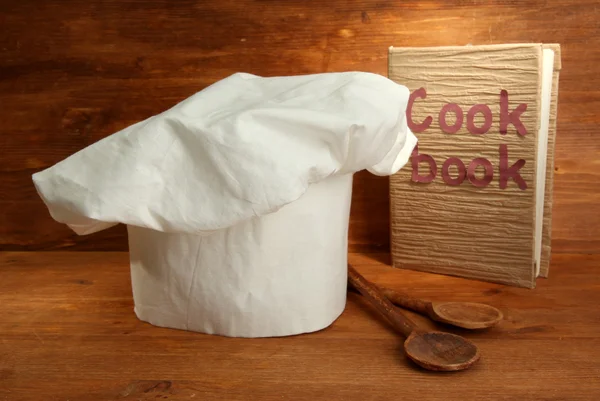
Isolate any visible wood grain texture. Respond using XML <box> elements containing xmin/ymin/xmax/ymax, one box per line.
<box><xmin>1</xmin><ymin>0</ymin><xmax>600</xmax><ymax>253</ymax></box>
<box><xmin>389</xmin><ymin>44</ymin><xmax>544</xmax><ymax>288</ymax></box>
<box><xmin>379</xmin><ymin>286</ymin><xmax>430</xmax><ymax>316</ymax></box>
<box><xmin>1</xmin><ymin>251</ymin><xmax>599</xmax><ymax>400</ymax></box>
<box><xmin>348</xmin><ymin>265</ymin><xmax>417</xmax><ymax>337</ymax></box>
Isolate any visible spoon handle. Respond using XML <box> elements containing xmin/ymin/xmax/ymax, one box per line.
<box><xmin>378</xmin><ymin>287</ymin><xmax>430</xmax><ymax>316</ymax></box>
<box><xmin>347</xmin><ymin>265</ymin><xmax>416</xmax><ymax>338</ymax></box>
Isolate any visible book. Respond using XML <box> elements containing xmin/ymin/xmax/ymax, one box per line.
<box><xmin>388</xmin><ymin>43</ymin><xmax>561</xmax><ymax>288</ymax></box>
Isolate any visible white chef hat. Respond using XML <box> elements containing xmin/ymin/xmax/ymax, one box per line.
<box><xmin>33</xmin><ymin>71</ymin><xmax>417</xmax><ymax>337</ymax></box>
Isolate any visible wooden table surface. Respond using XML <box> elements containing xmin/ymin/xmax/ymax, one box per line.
<box><xmin>2</xmin><ymin>0</ymin><xmax>600</xmax><ymax>254</ymax></box>
<box><xmin>1</xmin><ymin>252</ymin><xmax>599</xmax><ymax>400</ymax></box>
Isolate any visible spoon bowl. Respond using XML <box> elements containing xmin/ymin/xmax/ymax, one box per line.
<box><xmin>429</xmin><ymin>301</ymin><xmax>503</xmax><ymax>330</ymax></box>
<box><xmin>404</xmin><ymin>330</ymin><xmax>480</xmax><ymax>371</ymax></box>
<box><xmin>378</xmin><ymin>286</ymin><xmax>504</xmax><ymax>330</ymax></box>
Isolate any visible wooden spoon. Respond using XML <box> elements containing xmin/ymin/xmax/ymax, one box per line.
<box><xmin>348</xmin><ymin>266</ymin><xmax>480</xmax><ymax>371</ymax></box>
<box><xmin>378</xmin><ymin>286</ymin><xmax>503</xmax><ymax>330</ymax></box>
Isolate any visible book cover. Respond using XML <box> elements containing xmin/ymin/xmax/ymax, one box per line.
<box><xmin>388</xmin><ymin>43</ymin><xmax>560</xmax><ymax>288</ymax></box>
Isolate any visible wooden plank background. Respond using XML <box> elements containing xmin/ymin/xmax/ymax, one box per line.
<box><xmin>1</xmin><ymin>0</ymin><xmax>599</xmax><ymax>253</ymax></box>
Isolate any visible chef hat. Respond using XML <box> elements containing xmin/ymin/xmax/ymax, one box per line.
<box><xmin>33</xmin><ymin>71</ymin><xmax>417</xmax><ymax>337</ymax></box>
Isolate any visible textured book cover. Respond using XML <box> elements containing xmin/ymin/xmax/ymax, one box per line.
<box><xmin>388</xmin><ymin>43</ymin><xmax>560</xmax><ymax>288</ymax></box>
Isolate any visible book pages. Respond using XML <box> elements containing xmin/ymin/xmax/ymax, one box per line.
<box><xmin>540</xmin><ymin>44</ymin><xmax>562</xmax><ymax>277</ymax></box>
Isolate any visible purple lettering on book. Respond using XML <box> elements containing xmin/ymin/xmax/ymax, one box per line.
<box><xmin>406</xmin><ymin>88</ymin><xmax>529</xmax><ymax>190</ymax></box>
<box><xmin>442</xmin><ymin>157</ymin><xmax>466</xmax><ymax>186</ymax></box>
<box><xmin>500</xmin><ymin>89</ymin><xmax>527</xmax><ymax>136</ymax></box>
<box><xmin>439</xmin><ymin>103</ymin><xmax>463</xmax><ymax>134</ymax></box>
<box><xmin>411</xmin><ymin>144</ymin><xmax>437</xmax><ymax>183</ymax></box>
<box><xmin>467</xmin><ymin>104</ymin><xmax>493</xmax><ymax>135</ymax></box>
<box><xmin>499</xmin><ymin>144</ymin><xmax>527</xmax><ymax>190</ymax></box>
<box><xmin>407</xmin><ymin>88</ymin><xmax>432</xmax><ymax>133</ymax></box>
<box><xmin>467</xmin><ymin>158</ymin><xmax>494</xmax><ymax>187</ymax></box>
